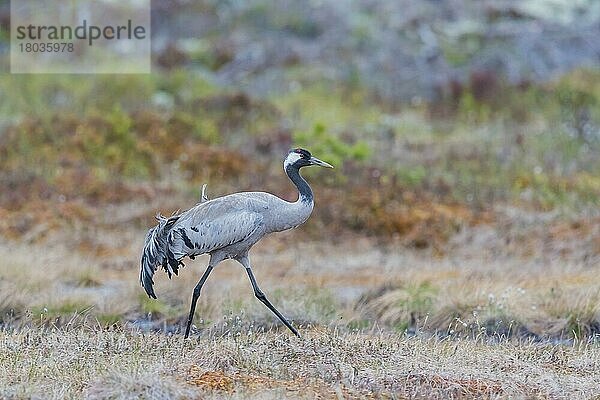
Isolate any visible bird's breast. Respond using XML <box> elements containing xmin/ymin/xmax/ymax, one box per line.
<box><xmin>266</xmin><ymin>199</ymin><xmax>314</xmax><ymax>233</ymax></box>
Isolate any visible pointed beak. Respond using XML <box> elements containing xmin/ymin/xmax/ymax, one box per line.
<box><xmin>309</xmin><ymin>156</ymin><xmax>334</xmax><ymax>168</ymax></box>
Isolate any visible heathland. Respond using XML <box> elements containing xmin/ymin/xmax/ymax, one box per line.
<box><xmin>0</xmin><ymin>1</ymin><xmax>599</xmax><ymax>398</ymax></box>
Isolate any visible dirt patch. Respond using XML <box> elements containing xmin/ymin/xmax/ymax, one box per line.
<box><xmin>185</xmin><ymin>366</ymin><xmax>368</xmax><ymax>398</ymax></box>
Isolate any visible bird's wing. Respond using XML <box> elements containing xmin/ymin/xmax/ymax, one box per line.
<box><xmin>141</xmin><ymin>193</ymin><xmax>271</xmax><ymax>298</ymax></box>
<box><xmin>166</xmin><ymin>194</ymin><xmax>268</xmax><ymax>260</ymax></box>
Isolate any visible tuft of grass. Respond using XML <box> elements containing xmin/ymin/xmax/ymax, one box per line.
<box><xmin>69</xmin><ymin>269</ymin><xmax>102</xmax><ymax>288</ymax></box>
<box><xmin>356</xmin><ymin>281</ymin><xmax>437</xmax><ymax>331</ymax></box>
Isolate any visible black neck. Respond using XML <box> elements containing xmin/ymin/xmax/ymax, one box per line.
<box><xmin>285</xmin><ymin>164</ymin><xmax>313</xmax><ymax>203</ymax></box>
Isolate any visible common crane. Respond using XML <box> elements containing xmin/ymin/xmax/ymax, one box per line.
<box><xmin>140</xmin><ymin>148</ymin><xmax>333</xmax><ymax>338</ymax></box>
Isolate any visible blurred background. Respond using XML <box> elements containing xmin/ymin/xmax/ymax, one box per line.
<box><xmin>0</xmin><ymin>0</ymin><xmax>598</xmax><ymax>340</ymax></box>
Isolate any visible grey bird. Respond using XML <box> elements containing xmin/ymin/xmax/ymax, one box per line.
<box><xmin>140</xmin><ymin>148</ymin><xmax>333</xmax><ymax>338</ymax></box>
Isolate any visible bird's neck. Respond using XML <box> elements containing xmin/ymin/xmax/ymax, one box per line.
<box><xmin>266</xmin><ymin>164</ymin><xmax>314</xmax><ymax>233</ymax></box>
<box><xmin>285</xmin><ymin>165</ymin><xmax>313</xmax><ymax>204</ymax></box>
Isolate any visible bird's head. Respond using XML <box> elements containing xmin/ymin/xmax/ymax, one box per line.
<box><xmin>284</xmin><ymin>148</ymin><xmax>334</xmax><ymax>170</ymax></box>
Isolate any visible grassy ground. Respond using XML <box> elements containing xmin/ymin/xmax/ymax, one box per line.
<box><xmin>0</xmin><ymin>63</ymin><xmax>598</xmax><ymax>400</ymax></box>
<box><xmin>2</xmin><ymin>327</ymin><xmax>599</xmax><ymax>399</ymax></box>
<box><xmin>1</xmin><ymin>209</ymin><xmax>598</xmax><ymax>341</ymax></box>
<box><xmin>1</xmin><ymin>207</ymin><xmax>599</xmax><ymax>398</ymax></box>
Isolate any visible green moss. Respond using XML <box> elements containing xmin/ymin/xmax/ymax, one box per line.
<box><xmin>293</xmin><ymin>122</ymin><xmax>371</xmax><ymax>170</ymax></box>
<box><xmin>397</xmin><ymin>165</ymin><xmax>428</xmax><ymax>187</ymax></box>
<box><xmin>0</xmin><ymin>71</ymin><xmax>215</xmax><ymax>119</ymax></box>
<box><xmin>96</xmin><ymin>313</ymin><xmax>123</xmax><ymax>326</ymax></box>
<box><xmin>138</xmin><ymin>295</ymin><xmax>179</xmax><ymax>319</ymax></box>
<box><xmin>274</xmin><ymin>83</ymin><xmax>380</xmax><ymax>131</ymax></box>
<box><xmin>347</xmin><ymin>319</ymin><xmax>371</xmax><ymax>331</ymax></box>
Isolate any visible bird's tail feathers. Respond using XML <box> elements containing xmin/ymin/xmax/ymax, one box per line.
<box><xmin>140</xmin><ymin>214</ymin><xmax>181</xmax><ymax>298</ymax></box>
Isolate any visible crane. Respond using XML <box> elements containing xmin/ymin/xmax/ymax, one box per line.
<box><xmin>140</xmin><ymin>148</ymin><xmax>333</xmax><ymax>338</ymax></box>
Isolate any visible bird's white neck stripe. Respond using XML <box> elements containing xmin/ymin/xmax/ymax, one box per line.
<box><xmin>284</xmin><ymin>152</ymin><xmax>302</xmax><ymax>170</ymax></box>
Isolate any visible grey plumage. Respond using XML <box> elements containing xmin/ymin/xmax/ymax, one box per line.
<box><xmin>140</xmin><ymin>148</ymin><xmax>333</xmax><ymax>338</ymax></box>
<box><xmin>200</xmin><ymin>183</ymin><xmax>209</xmax><ymax>202</ymax></box>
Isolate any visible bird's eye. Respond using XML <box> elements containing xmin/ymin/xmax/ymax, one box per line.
<box><xmin>294</xmin><ymin>148</ymin><xmax>311</xmax><ymax>159</ymax></box>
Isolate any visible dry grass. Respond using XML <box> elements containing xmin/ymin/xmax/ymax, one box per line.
<box><xmin>1</xmin><ymin>201</ymin><xmax>599</xmax><ymax>398</ymax></box>
<box><xmin>0</xmin><ymin>205</ymin><xmax>599</xmax><ymax>340</ymax></box>
<box><xmin>1</xmin><ymin>326</ymin><xmax>599</xmax><ymax>399</ymax></box>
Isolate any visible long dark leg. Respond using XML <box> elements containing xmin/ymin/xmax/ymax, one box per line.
<box><xmin>239</xmin><ymin>256</ymin><xmax>300</xmax><ymax>337</ymax></box>
<box><xmin>184</xmin><ymin>264</ymin><xmax>214</xmax><ymax>339</ymax></box>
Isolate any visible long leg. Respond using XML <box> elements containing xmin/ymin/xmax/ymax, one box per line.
<box><xmin>237</xmin><ymin>255</ymin><xmax>300</xmax><ymax>337</ymax></box>
<box><xmin>184</xmin><ymin>264</ymin><xmax>214</xmax><ymax>339</ymax></box>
